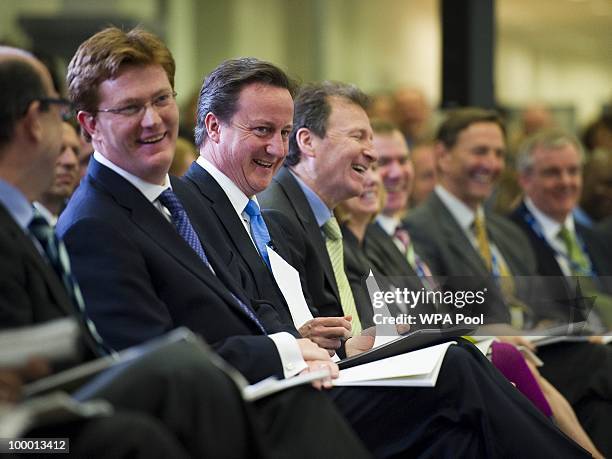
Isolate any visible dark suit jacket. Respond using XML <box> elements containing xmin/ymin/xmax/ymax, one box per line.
<box><xmin>56</xmin><ymin>159</ymin><xmax>292</xmax><ymax>383</ymax></box>
<box><xmin>509</xmin><ymin>201</ymin><xmax>612</xmax><ymax>323</ymax></box>
<box><xmin>363</xmin><ymin>222</ymin><xmax>437</xmax><ymax>321</ymax></box>
<box><xmin>0</xmin><ymin>204</ymin><xmax>99</xmax><ymax>359</ymax></box>
<box><xmin>258</xmin><ymin>167</ymin><xmax>345</xmax><ymax>320</ymax></box>
<box><xmin>0</xmin><ymin>204</ymin><xmax>76</xmax><ymax>327</ymax></box>
<box><xmin>364</xmin><ymin>222</ymin><xmax>416</xmax><ymax>279</ymax></box>
<box><xmin>510</xmin><ymin>201</ymin><xmax>612</xmax><ymax>279</ymax></box>
<box><xmin>403</xmin><ymin>192</ymin><xmax>538</xmax><ymax>323</ymax></box>
<box><xmin>179</xmin><ymin>163</ymin><xmax>303</xmax><ymax>326</ymax></box>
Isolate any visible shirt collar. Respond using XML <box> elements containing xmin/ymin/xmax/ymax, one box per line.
<box><xmin>33</xmin><ymin>202</ymin><xmax>57</xmax><ymax>227</ymax></box>
<box><xmin>195</xmin><ymin>156</ymin><xmax>254</xmax><ymax>217</ymax></box>
<box><xmin>376</xmin><ymin>213</ymin><xmax>400</xmax><ymax>236</ymax></box>
<box><xmin>290</xmin><ymin>169</ymin><xmax>332</xmax><ymax>227</ymax></box>
<box><xmin>93</xmin><ymin>151</ymin><xmax>170</xmax><ymax>203</ymax></box>
<box><xmin>435</xmin><ymin>184</ymin><xmax>478</xmax><ymax>231</ymax></box>
<box><xmin>525</xmin><ymin>197</ymin><xmax>575</xmax><ymax>240</ymax></box>
<box><xmin>0</xmin><ymin>179</ymin><xmax>33</xmax><ymax>230</ymax></box>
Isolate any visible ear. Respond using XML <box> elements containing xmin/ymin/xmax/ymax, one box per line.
<box><xmin>21</xmin><ymin>101</ymin><xmax>44</xmax><ymax>143</ymax></box>
<box><xmin>434</xmin><ymin>141</ymin><xmax>450</xmax><ymax>173</ymax></box>
<box><xmin>204</xmin><ymin>112</ymin><xmax>221</xmax><ymax>144</ymax></box>
<box><xmin>295</xmin><ymin>127</ymin><xmax>317</xmax><ymax>159</ymax></box>
<box><xmin>77</xmin><ymin>111</ymin><xmax>97</xmax><ymax>140</ymax></box>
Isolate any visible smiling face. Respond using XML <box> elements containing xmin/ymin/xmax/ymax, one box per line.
<box><xmin>374</xmin><ymin>129</ymin><xmax>414</xmax><ymax>217</ymax></box>
<box><xmin>520</xmin><ymin>143</ymin><xmax>582</xmax><ymax>222</ymax></box>
<box><xmin>438</xmin><ymin>122</ymin><xmax>505</xmax><ymax>209</ymax></box>
<box><xmin>210</xmin><ymin>83</ymin><xmax>293</xmax><ymax>196</ymax></box>
<box><xmin>82</xmin><ymin>64</ymin><xmax>178</xmax><ymax>184</ymax></box>
<box><xmin>341</xmin><ymin>163</ymin><xmax>382</xmax><ymax>221</ymax></box>
<box><xmin>309</xmin><ymin>97</ymin><xmax>378</xmax><ymax>208</ymax></box>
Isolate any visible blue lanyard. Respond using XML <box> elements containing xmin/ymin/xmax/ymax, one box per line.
<box><xmin>521</xmin><ymin>209</ymin><xmax>596</xmax><ymax>277</ymax></box>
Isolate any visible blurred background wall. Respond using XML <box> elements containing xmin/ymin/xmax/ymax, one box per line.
<box><xmin>1</xmin><ymin>0</ymin><xmax>610</xmax><ymax>129</ymax></box>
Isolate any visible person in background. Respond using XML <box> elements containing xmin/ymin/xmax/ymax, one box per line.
<box><xmin>34</xmin><ymin>122</ymin><xmax>81</xmax><ymax>224</ymax></box>
<box><xmin>409</xmin><ymin>141</ymin><xmax>436</xmax><ymax>207</ymax></box>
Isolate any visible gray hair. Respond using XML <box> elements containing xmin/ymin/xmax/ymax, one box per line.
<box><xmin>516</xmin><ymin>128</ymin><xmax>585</xmax><ymax>174</ymax></box>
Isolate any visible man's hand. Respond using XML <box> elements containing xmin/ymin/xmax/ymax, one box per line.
<box><xmin>300</xmin><ymin>360</ymin><xmax>339</xmax><ymax>390</ymax></box>
<box><xmin>299</xmin><ymin>316</ymin><xmax>352</xmax><ymax>356</ymax></box>
<box><xmin>0</xmin><ymin>357</ymin><xmax>51</xmax><ymax>403</ymax></box>
<box><xmin>296</xmin><ymin>338</ymin><xmax>333</xmax><ymax>362</ymax></box>
<box><xmin>345</xmin><ymin>325</ymin><xmax>377</xmax><ymax>357</ymax></box>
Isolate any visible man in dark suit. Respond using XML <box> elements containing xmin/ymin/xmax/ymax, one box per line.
<box><xmin>362</xmin><ymin>120</ymin><xmax>438</xmax><ymax>321</ymax></box>
<box><xmin>510</xmin><ymin>129</ymin><xmax>612</xmax><ymax>320</ymax></box>
<box><xmin>404</xmin><ymin>108</ymin><xmax>612</xmax><ymax>455</ymax></box>
<box><xmin>245</xmin><ymin>78</ymin><xmax>589</xmax><ymax>457</ymax></box>
<box><xmin>0</xmin><ymin>46</ymin><xmax>278</xmax><ymax>459</ymax></box>
<box><xmin>55</xmin><ymin>27</ymin><xmax>374</xmax><ymax>459</ymax></box>
<box><xmin>59</xmin><ymin>36</ymin><xmax>590</xmax><ymax>455</ymax></box>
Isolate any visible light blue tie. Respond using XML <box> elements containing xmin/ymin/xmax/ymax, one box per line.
<box><xmin>158</xmin><ymin>189</ymin><xmax>266</xmax><ymax>333</ymax></box>
<box><xmin>244</xmin><ymin>199</ymin><xmax>272</xmax><ymax>270</ymax></box>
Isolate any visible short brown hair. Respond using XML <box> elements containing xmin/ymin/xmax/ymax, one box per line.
<box><xmin>195</xmin><ymin>57</ymin><xmax>296</xmax><ymax>147</ymax></box>
<box><xmin>67</xmin><ymin>27</ymin><xmax>175</xmax><ymax>117</ymax></box>
<box><xmin>436</xmin><ymin>107</ymin><xmax>505</xmax><ymax>149</ymax></box>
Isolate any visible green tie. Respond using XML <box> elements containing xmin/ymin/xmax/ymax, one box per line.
<box><xmin>557</xmin><ymin>226</ymin><xmax>612</xmax><ymax>329</ymax></box>
<box><xmin>557</xmin><ymin>225</ymin><xmax>590</xmax><ymax>274</ymax></box>
<box><xmin>322</xmin><ymin>217</ymin><xmax>362</xmax><ymax>336</ymax></box>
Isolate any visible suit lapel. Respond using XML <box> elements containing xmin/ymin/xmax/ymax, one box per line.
<box><xmin>429</xmin><ymin>193</ymin><xmax>489</xmax><ymax>276</ymax></box>
<box><xmin>274</xmin><ymin>168</ymin><xmax>341</xmax><ymax>302</ymax></box>
<box><xmin>0</xmin><ymin>206</ymin><xmax>76</xmax><ymax>318</ymax></box>
<box><xmin>365</xmin><ymin>223</ymin><xmax>416</xmax><ymax>277</ymax></box>
<box><xmin>183</xmin><ymin>164</ymin><xmax>266</xmax><ymax>284</ymax></box>
<box><xmin>88</xmin><ymin>161</ymin><xmax>255</xmax><ymax>323</ymax></box>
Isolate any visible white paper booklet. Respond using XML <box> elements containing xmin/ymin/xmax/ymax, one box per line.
<box><xmin>334</xmin><ymin>341</ymin><xmax>455</xmax><ymax>387</ymax></box>
<box><xmin>242</xmin><ymin>369</ymin><xmax>330</xmax><ymax>402</ymax></box>
<box><xmin>0</xmin><ymin>318</ymin><xmax>80</xmax><ymax>367</ymax></box>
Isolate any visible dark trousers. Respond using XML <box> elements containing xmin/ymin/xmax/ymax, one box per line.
<box><xmin>539</xmin><ymin>341</ymin><xmax>612</xmax><ymax>457</ymax></box>
<box><xmin>331</xmin><ymin>342</ymin><xmax>589</xmax><ymax>458</ymax></box>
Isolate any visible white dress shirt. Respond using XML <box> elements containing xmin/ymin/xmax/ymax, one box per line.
<box><xmin>524</xmin><ymin>198</ymin><xmax>576</xmax><ymax>277</ymax></box>
<box><xmin>193</xmin><ymin>157</ymin><xmax>308</xmax><ymax>377</ymax></box>
<box><xmin>435</xmin><ymin>184</ymin><xmax>511</xmax><ymax>273</ymax></box>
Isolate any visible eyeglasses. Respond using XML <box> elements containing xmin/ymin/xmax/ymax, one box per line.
<box><xmin>95</xmin><ymin>91</ymin><xmax>177</xmax><ymax>118</ymax></box>
<box><xmin>37</xmin><ymin>97</ymin><xmax>75</xmax><ymax>122</ymax></box>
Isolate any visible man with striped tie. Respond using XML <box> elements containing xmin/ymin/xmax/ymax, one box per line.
<box><xmin>404</xmin><ymin>108</ymin><xmax>612</xmax><ymax>456</ymax></box>
<box><xmin>0</xmin><ymin>45</ymin><xmax>288</xmax><ymax>459</ymax></box>
<box><xmin>55</xmin><ymin>27</ymin><xmax>371</xmax><ymax>459</ymax></box>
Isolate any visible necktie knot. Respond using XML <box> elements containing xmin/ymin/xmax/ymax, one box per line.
<box><xmin>244</xmin><ymin>199</ymin><xmax>261</xmax><ymax>218</ymax></box>
<box><xmin>243</xmin><ymin>199</ymin><xmax>272</xmax><ymax>270</ymax></box>
<box><xmin>394</xmin><ymin>227</ymin><xmax>411</xmax><ymax>251</ymax></box>
<box><xmin>557</xmin><ymin>225</ymin><xmax>572</xmax><ymax>245</ymax></box>
<box><xmin>322</xmin><ymin>217</ymin><xmax>342</xmax><ymax>241</ymax></box>
<box><xmin>557</xmin><ymin>225</ymin><xmax>590</xmax><ymax>274</ymax></box>
<box><xmin>29</xmin><ymin>208</ymin><xmax>54</xmax><ymax>239</ymax></box>
<box><xmin>158</xmin><ymin>188</ymin><xmax>184</xmax><ymax>219</ymax></box>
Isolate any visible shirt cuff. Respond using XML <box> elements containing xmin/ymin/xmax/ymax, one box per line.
<box><xmin>268</xmin><ymin>332</ymin><xmax>308</xmax><ymax>378</ymax></box>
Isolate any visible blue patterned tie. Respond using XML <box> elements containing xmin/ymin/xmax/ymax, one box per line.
<box><xmin>28</xmin><ymin>208</ymin><xmax>114</xmax><ymax>356</ymax></box>
<box><xmin>158</xmin><ymin>189</ymin><xmax>266</xmax><ymax>333</ymax></box>
<box><xmin>243</xmin><ymin>199</ymin><xmax>272</xmax><ymax>270</ymax></box>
